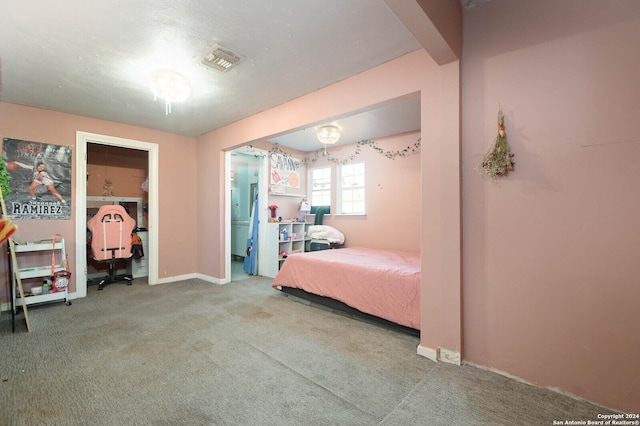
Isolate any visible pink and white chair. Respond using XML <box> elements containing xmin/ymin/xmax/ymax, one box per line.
<box><xmin>87</xmin><ymin>205</ymin><xmax>136</xmax><ymax>290</ymax></box>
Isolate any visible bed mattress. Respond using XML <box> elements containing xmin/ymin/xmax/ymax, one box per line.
<box><xmin>272</xmin><ymin>246</ymin><xmax>421</xmax><ymax>329</ymax></box>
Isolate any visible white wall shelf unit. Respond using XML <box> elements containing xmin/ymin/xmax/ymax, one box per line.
<box><xmin>264</xmin><ymin>221</ymin><xmax>312</xmax><ymax>278</ymax></box>
<box><xmin>11</xmin><ymin>238</ymin><xmax>71</xmax><ymax>327</ymax></box>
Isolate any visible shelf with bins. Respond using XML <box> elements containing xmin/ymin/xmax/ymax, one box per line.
<box><xmin>266</xmin><ymin>221</ymin><xmax>312</xmax><ymax>278</ymax></box>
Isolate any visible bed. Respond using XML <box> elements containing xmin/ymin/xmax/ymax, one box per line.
<box><xmin>272</xmin><ymin>246</ymin><xmax>421</xmax><ymax>333</ymax></box>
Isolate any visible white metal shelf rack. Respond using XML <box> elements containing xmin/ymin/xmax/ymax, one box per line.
<box><xmin>11</xmin><ymin>238</ymin><xmax>71</xmax><ymax>331</ymax></box>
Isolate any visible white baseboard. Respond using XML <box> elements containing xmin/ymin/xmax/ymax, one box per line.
<box><xmin>417</xmin><ymin>344</ymin><xmax>438</xmax><ymax>362</ymax></box>
<box><xmin>156</xmin><ymin>273</ymin><xmax>199</xmax><ymax>285</ymax></box>
<box><xmin>438</xmin><ymin>347</ymin><xmax>461</xmax><ymax>365</ymax></box>
<box><xmin>417</xmin><ymin>345</ymin><xmax>461</xmax><ymax>365</ymax></box>
<box><xmin>193</xmin><ymin>273</ymin><xmax>227</xmax><ymax>285</ymax></box>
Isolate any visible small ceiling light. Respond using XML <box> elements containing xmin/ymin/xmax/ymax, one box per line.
<box><xmin>317</xmin><ymin>125</ymin><xmax>341</xmax><ymax>145</ymax></box>
<box><xmin>149</xmin><ymin>69</ymin><xmax>191</xmax><ymax>115</ymax></box>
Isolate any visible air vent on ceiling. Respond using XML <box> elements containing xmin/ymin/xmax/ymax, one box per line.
<box><xmin>201</xmin><ymin>44</ymin><xmax>245</xmax><ymax>72</ymax></box>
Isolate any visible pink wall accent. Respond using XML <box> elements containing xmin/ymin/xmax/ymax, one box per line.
<box><xmin>415</xmin><ymin>60</ymin><xmax>463</xmax><ymax>360</ymax></box>
<box><xmin>2</xmin><ymin>0</ymin><xmax>633</xmax><ymax>412</ymax></box>
<box><xmin>385</xmin><ymin>0</ymin><xmax>462</xmax><ymax>64</ymax></box>
<box><xmin>299</xmin><ymin>131</ymin><xmax>422</xmax><ymax>253</ymax></box>
<box><xmin>196</xmin><ymin>50</ymin><xmax>443</xmax><ymax>279</ymax></box>
<box><xmin>0</xmin><ymin>102</ymin><xmax>199</xmax><ymax>294</ymax></box>
<box><xmin>196</xmin><ymin>47</ymin><xmax>463</xmax><ymax>395</ymax></box>
<box><xmin>87</xmin><ymin>144</ymin><xmax>148</xmax><ymax>200</ymax></box>
<box><xmin>462</xmin><ymin>0</ymin><xmax>640</xmax><ymax>412</ymax></box>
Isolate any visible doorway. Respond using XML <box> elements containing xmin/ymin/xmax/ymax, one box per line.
<box><xmin>226</xmin><ymin>146</ymin><xmax>268</xmax><ymax>281</ymax></box>
<box><xmin>75</xmin><ymin>132</ymin><xmax>159</xmax><ymax>298</ymax></box>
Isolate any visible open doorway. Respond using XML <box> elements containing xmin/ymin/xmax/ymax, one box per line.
<box><xmin>75</xmin><ymin>132</ymin><xmax>159</xmax><ymax>298</ymax></box>
<box><xmin>226</xmin><ymin>146</ymin><xmax>268</xmax><ymax>282</ymax></box>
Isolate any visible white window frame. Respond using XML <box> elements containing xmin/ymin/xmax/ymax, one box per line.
<box><xmin>308</xmin><ymin>166</ymin><xmax>332</xmax><ymax>208</ymax></box>
<box><xmin>338</xmin><ymin>162</ymin><xmax>365</xmax><ymax>215</ymax></box>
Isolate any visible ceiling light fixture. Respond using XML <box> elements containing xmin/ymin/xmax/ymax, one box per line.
<box><xmin>149</xmin><ymin>69</ymin><xmax>191</xmax><ymax>115</ymax></box>
<box><xmin>317</xmin><ymin>125</ymin><xmax>341</xmax><ymax>145</ymax></box>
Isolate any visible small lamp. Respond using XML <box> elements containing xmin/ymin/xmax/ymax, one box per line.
<box><xmin>299</xmin><ymin>201</ymin><xmax>311</xmax><ymax>212</ymax></box>
<box><xmin>299</xmin><ymin>200</ymin><xmax>311</xmax><ymax>221</ymax></box>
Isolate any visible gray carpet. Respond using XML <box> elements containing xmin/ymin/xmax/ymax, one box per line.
<box><xmin>1</xmin><ymin>277</ymin><xmax>614</xmax><ymax>425</ymax></box>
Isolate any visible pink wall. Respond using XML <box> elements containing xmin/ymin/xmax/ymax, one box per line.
<box><xmin>196</xmin><ymin>47</ymin><xmax>463</xmax><ymax>398</ymax></box>
<box><xmin>196</xmin><ymin>50</ymin><xmax>443</xmax><ymax>280</ymax></box>
<box><xmin>385</xmin><ymin>0</ymin><xmax>462</xmax><ymax>64</ymax></box>
<box><xmin>299</xmin><ymin>131</ymin><xmax>421</xmax><ymax>253</ymax></box>
<box><xmin>195</xmin><ymin>48</ymin><xmax>464</xmax><ymax>368</ymax></box>
<box><xmin>0</xmin><ymin>102</ymin><xmax>199</xmax><ymax>297</ymax></box>
<box><xmin>4</xmin><ymin>0</ymin><xmax>632</xmax><ymax>412</ymax></box>
<box><xmin>462</xmin><ymin>0</ymin><xmax>640</xmax><ymax>412</ymax></box>
<box><xmin>87</xmin><ymin>144</ymin><xmax>148</xmax><ymax>199</ymax></box>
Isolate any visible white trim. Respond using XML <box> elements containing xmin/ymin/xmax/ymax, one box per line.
<box><xmin>155</xmin><ymin>273</ymin><xmax>199</xmax><ymax>285</ymax></box>
<box><xmin>224</xmin><ymin>152</ymin><xmax>232</xmax><ymax>284</ymax></box>
<box><xmin>194</xmin><ymin>273</ymin><xmax>227</xmax><ymax>285</ymax></box>
<box><xmin>75</xmin><ymin>132</ymin><xmax>159</xmax><ymax>298</ymax></box>
<box><xmin>257</xmin><ymin>154</ymin><xmax>268</xmax><ymax>275</ymax></box>
<box><xmin>438</xmin><ymin>347</ymin><xmax>462</xmax><ymax>365</ymax></box>
<box><xmin>226</xmin><ymin>147</ymin><xmax>269</xmax><ymax>279</ymax></box>
<box><xmin>417</xmin><ymin>344</ymin><xmax>438</xmax><ymax>362</ymax></box>
<box><xmin>337</xmin><ymin>161</ymin><xmax>366</xmax><ymax>215</ymax></box>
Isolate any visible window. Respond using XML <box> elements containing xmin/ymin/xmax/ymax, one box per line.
<box><xmin>309</xmin><ymin>167</ymin><xmax>331</xmax><ymax>208</ymax></box>
<box><xmin>339</xmin><ymin>162</ymin><xmax>365</xmax><ymax>214</ymax></box>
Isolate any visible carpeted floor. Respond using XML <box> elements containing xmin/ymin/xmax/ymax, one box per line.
<box><xmin>1</xmin><ymin>277</ymin><xmax>614</xmax><ymax>425</ymax></box>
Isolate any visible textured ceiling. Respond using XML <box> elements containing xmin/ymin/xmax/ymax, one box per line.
<box><xmin>1</xmin><ymin>1</ymin><xmax>486</xmax><ymax>150</ymax></box>
<box><xmin>0</xmin><ymin>1</ymin><xmax>421</xmax><ymax>139</ymax></box>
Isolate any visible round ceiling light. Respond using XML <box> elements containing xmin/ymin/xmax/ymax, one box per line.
<box><xmin>316</xmin><ymin>125</ymin><xmax>341</xmax><ymax>145</ymax></box>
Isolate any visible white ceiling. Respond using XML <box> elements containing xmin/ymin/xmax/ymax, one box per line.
<box><xmin>0</xmin><ymin>1</ymin><xmax>480</xmax><ymax>151</ymax></box>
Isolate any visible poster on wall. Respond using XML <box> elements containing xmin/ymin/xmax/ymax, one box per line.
<box><xmin>2</xmin><ymin>138</ymin><xmax>72</xmax><ymax>220</ymax></box>
<box><xmin>269</xmin><ymin>152</ymin><xmax>301</xmax><ymax>189</ymax></box>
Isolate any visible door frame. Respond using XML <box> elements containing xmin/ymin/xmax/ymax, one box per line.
<box><xmin>75</xmin><ymin>131</ymin><xmax>159</xmax><ymax>297</ymax></box>
<box><xmin>225</xmin><ymin>147</ymin><xmax>268</xmax><ymax>281</ymax></box>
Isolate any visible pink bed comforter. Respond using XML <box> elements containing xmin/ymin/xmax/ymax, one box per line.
<box><xmin>272</xmin><ymin>246</ymin><xmax>421</xmax><ymax>330</ymax></box>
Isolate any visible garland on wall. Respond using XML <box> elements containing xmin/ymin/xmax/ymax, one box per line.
<box><xmin>0</xmin><ymin>160</ymin><xmax>11</xmax><ymax>198</ymax></box>
<box><xmin>478</xmin><ymin>108</ymin><xmax>515</xmax><ymax>180</ymax></box>
<box><xmin>252</xmin><ymin>138</ymin><xmax>421</xmax><ymax>166</ymax></box>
